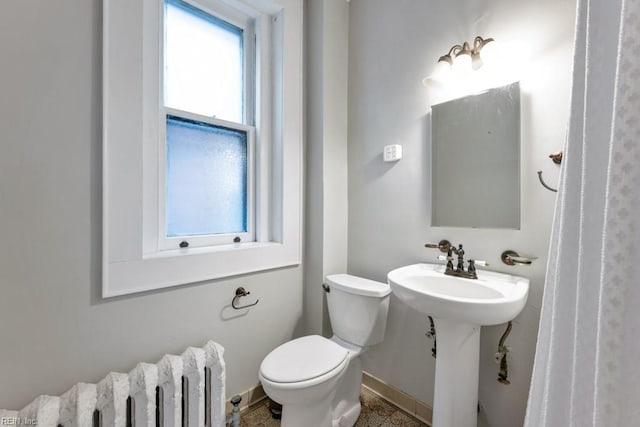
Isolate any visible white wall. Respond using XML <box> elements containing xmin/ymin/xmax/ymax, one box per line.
<box><xmin>0</xmin><ymin>0</ymin><xmax>304</xmax><ymax>409</ymax></box>
<box><xmin>347</xmin><ymin>0</ymin><xmax>576</xmax><ymax>426</ymax></box>
<box><xmin>304</xmin><ymin>0</ymin><xmax>350</xmax><ymax>337</ymax></box>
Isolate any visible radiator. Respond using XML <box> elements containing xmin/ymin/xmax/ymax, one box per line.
<box><xmin>0</xmin><ymin>341</ymin><xmax>226</xmax><ymax>427</ymax></box>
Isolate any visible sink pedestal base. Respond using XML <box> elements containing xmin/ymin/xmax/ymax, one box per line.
<box><xmin>432</xmin><ymin>318</ymin><xmax>480</xmax><ymax>427</ymax></box>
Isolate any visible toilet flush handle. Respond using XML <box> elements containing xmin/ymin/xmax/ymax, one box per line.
<box><xmin>322</xmin><ymin>283</ymin><xmax>331</xmax><ymax>293</ymax></box>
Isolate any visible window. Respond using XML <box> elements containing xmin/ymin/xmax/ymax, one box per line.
<box><xmin>160</xmin><ymin>0</ymin><xmax>255</xmax><ymax>249</ymax></box>
<box><xmin>102</xmin><ymin>0</ymin><xmax>302</xmax><ymax>297</ymax></box>
<box><xmin>164</xmin><ymin>115</ymin><xmax>253</xmax><ymax>243</ymax></box>
<box><xmin>164</xmin><ymin>0</ymin><xmax>246</xmax><ymax>122</ymax></box>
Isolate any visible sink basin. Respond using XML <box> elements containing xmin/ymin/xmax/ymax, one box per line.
<box><xmin>388</xmin><ymin>263</ymin><xmax>529</xmax><ymax>325</ymax></box>
<box><xmin>388</xmin><ymin>263</ymin><xmax>529</xmax><ymax>427</ymax></box>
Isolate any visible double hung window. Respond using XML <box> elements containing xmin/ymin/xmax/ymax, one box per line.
<box><xmin>161</xmin><ymin>0</ymin><xmax>256</xmax><ymax>249</ymax></box>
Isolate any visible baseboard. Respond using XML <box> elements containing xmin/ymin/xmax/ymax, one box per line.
<box><xmin>362</xmin><ymin>371</ymin><xmax>433</xmax><ymax>426</ymax></box>
<box><xmin>226</xmin><ymin>383</ymin><xmax>268</xmax><ymax>415</ymax></box>
<box><xmin>231</xmin><ymin>373</ymin><xmax>433</xmax><ymax>426</ymax></box>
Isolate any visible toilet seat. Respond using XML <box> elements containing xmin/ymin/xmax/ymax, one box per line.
<box><xmin>260</xmin><ymin>335</ymin><xmax>349</xmax><ymax>384</ymax></box>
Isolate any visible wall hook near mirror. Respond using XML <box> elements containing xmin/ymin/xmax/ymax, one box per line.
<box><xmin>549</xmin><ymin>151</ymin><xmax>563</xmax><ymax>164</ymax></box>
<box><xmin>537</xmin><ymin>151</ymin><xmax>562</xmax><ymax>193</ymax></box>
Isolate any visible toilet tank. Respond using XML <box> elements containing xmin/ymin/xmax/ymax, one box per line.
<box><xmin>325</xmin><ymin>274</ymin><xmax>391</xmax><ymax>347</ymax></box>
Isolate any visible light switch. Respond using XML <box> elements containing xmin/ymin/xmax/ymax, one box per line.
<box><xmin>383</xmin><ymin>144</ymin><xmax>403</xmax><ymax>162</ymax></box>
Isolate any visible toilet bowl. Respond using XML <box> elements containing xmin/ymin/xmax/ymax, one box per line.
<box><xmin>259</xmin><ymin>274</ymin><xmax>391</xmax><ymax>427</ymax></box>
<box><xmin>260</xmin><ymin>335</ymin><xmax>350</xmax><ymax>427</ymax></box>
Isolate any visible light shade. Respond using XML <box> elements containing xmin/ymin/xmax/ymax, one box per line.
<box><xmin>471</xmin><ymin>52</ymin><xmax>483</xmax><ymax>70</ymax></box>
<box><xmin>452</xmin><ymin>52</ymin><xmax>472</xmax><ymax>74</ymax></box>
<box><xmin>432</xmin><ymin>59</ymin><xmax>452</xmax><ymax>82</ymax></box>
<box><xmin>479</xmin><ymin>39</ymin><xmax>500</xmax><ymax>66</ymax></box>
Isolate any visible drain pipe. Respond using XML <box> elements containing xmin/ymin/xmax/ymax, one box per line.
<box><xmin>226</xmin><ymin>395</ymin><xmax>242</xmax><ymax>427</ymax></box>
<box><xmin>426</xmin><ymin>316</ymin><xmax>437</xmax><ymax>358</ymax></box>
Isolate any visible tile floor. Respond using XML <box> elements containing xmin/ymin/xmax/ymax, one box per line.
<box><xmin>240</xmin><ymin>387</ymin><xmax>428</xmax><ymax>426</ymax></box>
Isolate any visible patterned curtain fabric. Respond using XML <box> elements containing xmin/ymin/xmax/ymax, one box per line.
<box><xmin>525</xmin><ymin>0</ymin><xmax>640</xmax><ymax>425</ymax></box>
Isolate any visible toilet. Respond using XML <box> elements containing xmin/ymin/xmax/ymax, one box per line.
<box><xmin>259</xmin><ymin>274</ymin><xmax>391</xmax><ymax>427</ymax></box>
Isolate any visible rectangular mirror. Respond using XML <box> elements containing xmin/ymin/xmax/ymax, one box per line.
<box><xmin>431</xmin><ymin>82</ymin><xmax>520</xmax><ymax>229</ymax></box>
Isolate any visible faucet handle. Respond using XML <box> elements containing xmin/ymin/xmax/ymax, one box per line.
<box><xmin>438</xmin><ymin>254</ymin><xmax>455</xmax><ymax>271</ymax></box>
<box><xmin>467</xmin><ymin>259</ymin><xmax>488</xmax><ymax>276</ymax></box>
<box><xmin>425</xmin><ymin>240</ymin><xmax>451</xmax><ymax>253</ymax></box>
<box><xmin>466</xmin><ymin>259</ymin><xmax>487</xmax><ymax>277</ymax></box>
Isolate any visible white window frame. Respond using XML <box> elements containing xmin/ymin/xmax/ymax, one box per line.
<box><xmin>159</xmin><ymin>110</ymin><xmax>256</xmax><ymax>250</ymax></box>
<box><xmin>102</xmin><ymin>0</ymin><xmax>302</xmax><ymax>297</ymax></box>
<box><xmin>160</xmin><ymin>0</ymin><xmax>257</xmax><ymax>250</ymax></box>
<box><xmin>164</xmin><ymin>0</ymin><xmax>257</xmax><ymax>126</ymax></box>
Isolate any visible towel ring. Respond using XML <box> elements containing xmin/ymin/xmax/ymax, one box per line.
<box><xmin>232</xmin><ymin>287</ymin><xmax>259</xmax><ymax>310</ymax></box>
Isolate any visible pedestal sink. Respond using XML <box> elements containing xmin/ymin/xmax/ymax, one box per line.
<box><xmin>388</xmin><ymin>263</ymin><xmax>529</xmax><ymax>427</ymax></box>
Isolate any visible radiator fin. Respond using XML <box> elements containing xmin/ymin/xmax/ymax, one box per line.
<box><xmin>18</xmin><ymin>395</ymin><xmax>60</xmax><ymax>427</ymax></box>
<box><xmin>203</xmin><ymin>341</ymin><xmax>225</xmax><ymax>427</ymax></box>
<box><xmin>97</xmin><ymin>372</ymin><xmax>130</xmax><ymax>427</ymax></box>
<box><xmin>157</xmin><ymin>354</ymin><xmax>183</xmax><ymax>427</ymax></box>
<box><xmin>181</xmin><ymin>348</ymin><xmax>206</xmax><ymax>427</ymax></box>
<box><xmin>59</xmin><ymin>383</ymin><xmax>98</xmax><ymax>426</ymax></box>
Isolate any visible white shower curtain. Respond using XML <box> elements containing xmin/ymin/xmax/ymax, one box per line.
<box><xmin>525</xmin><ymin>0</ymin><xmax>640</xmax><ymax>426</ymax></box>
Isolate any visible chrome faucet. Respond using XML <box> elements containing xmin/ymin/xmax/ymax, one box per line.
<box><xmin>425</xmin><ymin>240</ymin><xmax>487</xmax><ymax>280</ymax></box>
<box><xmin>445</xmin><ymin>243</ymin><xmax>478</xmax><ymax>279</ymax></box>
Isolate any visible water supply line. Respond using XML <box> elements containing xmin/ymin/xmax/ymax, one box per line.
<box><xmin>226</xmin><ymin>395</ymin><xmax>242</xmax><ymax>427</ymax></box>
<box><xmin>495</xmin><ymin>321</ymin><xmax>512</xmax><ymax>384</ymax></box>
<box><xmin>426</xmin><ymin>316</ymin><xmax>437</xmax><ymax>358</ymax></box>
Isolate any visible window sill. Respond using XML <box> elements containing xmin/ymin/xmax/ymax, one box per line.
<box><xmin>104</xmin><ymin>241</ymin><xmax>299</xmax><ymax>298</ymax></box>
<box><xmin>144</xmin><ymin>241</ymin><xmax>281</xmax><ymax>259</ymax></box>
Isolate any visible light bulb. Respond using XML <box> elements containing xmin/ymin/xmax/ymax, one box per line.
<box><xmin>431</xmin><ymin>59</ymin><xmax>452</xmax><ymax>82</ymax></box>
<box><xmin>471</xmin><ymin>52</ymin><xmax>483</xmax><ymax>70</ymax></box>
<box><xmin>479</xmin><ymin>40</ymin><xmax>500</xmax><ymax>67</ymax></box>
<box><xmin>452</xmin><ymin>53</ymin><xmax>472</xmax><ymax>74</ymax></box>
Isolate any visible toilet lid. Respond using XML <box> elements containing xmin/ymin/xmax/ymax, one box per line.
<box><xmin>260</xmin><ymin>335</ymin><xmax>348</xmax><ymax>383</ymax></box>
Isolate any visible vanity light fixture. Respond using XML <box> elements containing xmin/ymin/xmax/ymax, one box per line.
<box><xmin>429</xmin><ymin>36</ymin><xmax>496</xmax><ymax>82</ymax></box>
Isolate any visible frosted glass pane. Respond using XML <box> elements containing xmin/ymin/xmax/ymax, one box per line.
<box><xmin>166</xmin><ymin>116</ymin><xmax>248</xmax><ymax>237</ymax></box>
<box><xmin>165</xmin><ymin>0</ymin><xmax>244</xmax><ymax>122</ymax></box>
